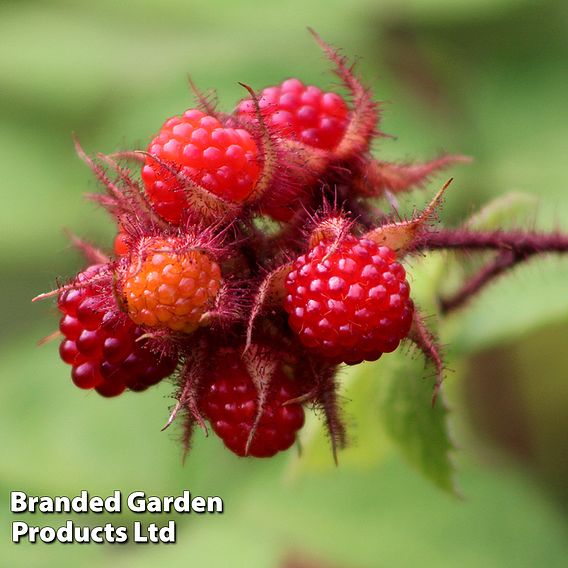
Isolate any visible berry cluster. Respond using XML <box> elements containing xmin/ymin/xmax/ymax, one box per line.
<box><xmin>37</xmin><ymin>31</ymin><xmax>473</xmax><ymax>460</ymax></box>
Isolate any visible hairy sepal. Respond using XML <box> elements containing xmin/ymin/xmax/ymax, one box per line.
<box><xmin>246</xmin><ymin>263</ymin><xmax>292</xmax><ymax>350</ymax></box>
<box><xmin>408</xmin><ymin>309</ymin><xmax>445</xmax><ymax>405</ymax></box>
<box><xmin>235</xmin><ymin>84</ymin><xmax>310</xmax><ymax>216</ymax></box>
<box><xmin>139</xmin><ymin>151</ymin><xmax>241</xmax><ymax>225</ymax></box>
<box><xmin>164</xmin><ymin>342</ymin><xmax>211</xmax><ymax>460</ymax></box>
<box><xmin>33</xmin><ymin>262</ymin><xmax>115</xmax><ymax>304</ymax></box>
<box><xmin>354</xmin><ymin>155</ymin><xmax>470</xmax><ymax>197</ymax></box>
<box><xmin>308</xmin><ymin>214</ymin><xmax>354</xmax><ymax>249</ymax></box>
<box><xmin>75</xmin><ymin>139</ymin><xmax>168</xmax><ymax>233</ymax></box>
<box><xmin>199</xmin><ymin>279</ymin><xmax>245</xmax><ymax>330</ymax></box>
<box><xmin>187</xmin><ymin>76</ymin><xmax>222</xmax><ymax>119</ymax></box>
<box><xmin>258</xmin><ymin>139</ymin><xmax>331</xmax><ymax>218</ymax></box>
<box><xmin>64</xmin><ymin>230</ymin><xmax>109</xmax><ymax>265</ymax></box>
<box><xmin>297</xmin><ymin>359</ymin><xmax>345</xmax><ymax>463</ymax></box>
<box><xmin>364</xmin><ymin>179</ymin><xmax>452</xmax><ymax>255</ymax></box>
<box><xmin>241</xmin><ymin>344</ymin><xmax>281</xmax><ymax>455</ymax></box>
<box><xmin>309</xmin><ymin>28</ymin><xmax>379</xmax><ymax>160</ymax></box>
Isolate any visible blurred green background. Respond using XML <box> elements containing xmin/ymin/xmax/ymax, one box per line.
<box><xmin>2</xmin><ymin>0</ymin><xmax>568</xmax><ymax>566</ymax></box>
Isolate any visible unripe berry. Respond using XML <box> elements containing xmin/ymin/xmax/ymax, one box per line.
<box><xmin>121</xmin><ymin>238</ymin><xmax>222</xmax><ymax>333</ymax></box>
<box><xmin>200</xmin><ymin>352</ymin><xmax>305</xmax><ymax>457</ymax></box>
<box><xmin>237</xmin><ymin>78</ymin><xmax>349</xmax><ymax>150</ymax></box>
<box><xmin>284</xmin><ymin>236</ymin><xmax>414</xmax><ymax>364</ymax></box>
<box><xmin>142</xmin><ymin>109</ymin><xmax>261</xmax><ymax>223</ymax></box>
<box><xmin>57</xmin><ymin>269</ymin><xmax>178</xmax><ymax>396</ymax></box>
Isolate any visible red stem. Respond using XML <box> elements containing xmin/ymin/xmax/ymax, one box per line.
<box><xmin>414</xmin><ymin>228</ymin><xmax>568</xmax><ymax>254</ymax></box>
<box><xmin>413</xmin><ymin>228</ymin><xmax>568</xmax><ymax>314</ymax></box>
<box><xmin>440</xmin><ymin>250</ymin><xmax>519</xmax><ymax>314</ymax></box>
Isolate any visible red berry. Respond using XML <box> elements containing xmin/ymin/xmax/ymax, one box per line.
<box><xmin>284</xmin><ymin>236</ymin><xmax>414</xmax><ymax>365</ymax></box>
<box><xmin>237</xmin><ymin>78</ymin><xmax>349</xmax><ymax>151</ymax></box>
<box><xmin>142</xmin><ymin>109</ymin><xmax>261</xmax><ymax>223</ymax></box>
<box><xmin>114</xmin><ymin>231</ymin><xmax>129</xmax><ymax>256</ymax></box>
<box><xmin>71</xmin><ymin>361</ymin><xmax>102</xmax><ymax>389</ymax></box>
<box><xmin>96</xmin><ymin>381</ymin><xmax>127</xmax><ymax>398</ymax></box>
<box><xmin>200</xmin><ymin>353</ymin><xmax>305</xmax><ymax>458</ymax></box>
<box><xmin>57</xmin><ymin>269</ymin><xmax>178</xmax><ymax>396</ymax></box>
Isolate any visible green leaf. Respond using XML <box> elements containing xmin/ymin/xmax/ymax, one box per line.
<box><xmin>465</xmin><ymin>191</ymin><xmax>539</xmax><ymax>230</ymax></box>
<box><xmin>375</xmin><ymin>352</ymin><xmax>457</xmax><ymax>494</ymax></box>
<box><xmin>287</xmin><ymin>365</ymin><xmax>392</xmax><ymax>477</ymax></box>
<box><xmin>443</xmin><ymin>257</ymin><xmax>568</xmax><ymax>355</ymax></box>
<box><xmin>224</xmin><ymin>457</ymin><xmax>568</xmax><ymax>568</ymax></box>
<box><xmin>377</xmin><ymin>254</ymin><xmax>457</xmax><ymax>493</ymax></box>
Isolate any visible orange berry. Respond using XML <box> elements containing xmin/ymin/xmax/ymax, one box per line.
<box><xmin>122</xmin><ymin>238</ymin><xmax>222</xmax><ymax>333</ymax></box>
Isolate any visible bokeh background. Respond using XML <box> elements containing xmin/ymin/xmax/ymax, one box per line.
<box><xmin>2</xmin><ymin>0</ymin><xmax>568</xmax><ymax>566</ymax></box>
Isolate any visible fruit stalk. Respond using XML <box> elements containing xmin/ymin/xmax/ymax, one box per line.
<box><xmin>414</xmin><ymin>228</ymin><xmax>568</xmax><ymax>254</ymax></box>
<box><xmin>413</xmin><ymin>228</ymin><xmax>568</xmax><ymax>313</ymax></box>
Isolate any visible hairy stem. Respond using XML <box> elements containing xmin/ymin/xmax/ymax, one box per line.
<box><xmin>413</xmin><ymin>228</ymin><xmax>568</xmax><ymax>314</ymax></box>
<box><xmin>440</xmin><ymin>250</ymin><xmax>518</xmax><ymax>314</ymax></box>
<box><xmin>415</xmin><ymin>228</ymin><xmax>568</xmax><ymax>253</ymax></box>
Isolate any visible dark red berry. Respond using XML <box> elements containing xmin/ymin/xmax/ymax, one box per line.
<box><xmin>59</xmin><ymin>339</ymin><xmax>79</xmax><ymax>365</ymax></box>
<box><xmin>96</xmin><ymin>381</ymin><xmax>127</xmax><ymax>398</ymax></box>
<box><xmin>200</xmin><ymin>353</ymin><xmax>305</xmax><ymax>458</ymax></box>
<box><xmin>237</xmin><ymin>78</ymin><xmax>349</xmax><ymax>151</ymax></box>
<box><xmin>284</xmin><ymin>236</ymin><xmax>414</xmax><ymax>365</ymax></box>
<box><xmin>59</xmin><ymin>315</ymin><xmax>82</xmax><ymax>340</ymax></box>
<box><xmin>57</xmin><ymin>268</ymin><xmax>178</xmax><ymax>396</ymax></box>
<box><xmin>71</xmin><ymin>361</ymin><xmax>102</xmax><ymax>389</ymax></box>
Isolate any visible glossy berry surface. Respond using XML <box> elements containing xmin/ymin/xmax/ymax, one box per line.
<box><xmin>237</xmin><ymin>78</ymin><xmax>349</xmax><ymax>150</ymax></box>
<box><xmin>142</xmin><ymin>109</ymin><xmax>261</xmax><ymax>223</ymax></box>
<box><xmin>200</xmin><ymin>353</ymin><xmax>305</xmax><ymax>457</ymax></box>
<box><xmin>57</xmin><ymin>271</ymin><xmax>178</xmax><ymax>397</ymax></box>
<box><xmin>284</xmin><ymin>236</ymin><xmax>414</xmax><ymax>365</ymax></box>
<box><xmin>122</xmin><ymin>238</ymin><xmax>222</xmax><ymax>333</ymax></box>
<box><xmin>114</xmin><ymin>231</ymin><xmax>129</xmax><ymax>256</ymax></box>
